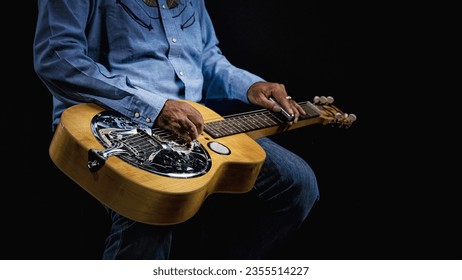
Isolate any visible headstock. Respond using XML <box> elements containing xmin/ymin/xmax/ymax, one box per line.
<box><xmin>312</xmin><ymin>95</ymin><xmax>357</xmax><ymax>128</ymax></box>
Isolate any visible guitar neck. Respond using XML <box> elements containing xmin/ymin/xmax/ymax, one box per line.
<box><xmin>204</xmin><ymin>101</ymin><xmax>325</xmax><ymax>140</ymax></box>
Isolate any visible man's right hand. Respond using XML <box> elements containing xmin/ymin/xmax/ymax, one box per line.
<box><xmin>155</xmin><ymin>100</ymin><xmax>204</xmax><ymax>143</ymax></box>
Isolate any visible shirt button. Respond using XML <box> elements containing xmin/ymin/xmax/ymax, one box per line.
<box><xmin>145</xmin><ymin>117</ymin><xmax>151</xmax><ymax>123</ymax></box>
<box><xmin>134</xmin><ymin>112</ymin><xmax>140</xmax><ymax>118</ymax></box>
<box><xmin>172</xmin><ymin>37</ymin><xmax>177</xmax><ymax>43</ymax></box>
<box><xmin>162</xmin><ymin>4</ymin><xmax>166</xmax><ymax>9</ymax></box>
<box><xmin>179</xmin><ymin>71</ymin><xmax>184</xmax><ymax>76</ymax></box>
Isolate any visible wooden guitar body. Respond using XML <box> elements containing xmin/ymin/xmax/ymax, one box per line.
<box><xmin>50</xmin><ymin>102</ymin><xmax>265</xmax><ymax>225</ymax></box>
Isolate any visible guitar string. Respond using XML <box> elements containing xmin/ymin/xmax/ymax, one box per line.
<box><xmin>206</xmin><ymin>110</ymin><xmax>284</xmax><ymax>136</ymax></box>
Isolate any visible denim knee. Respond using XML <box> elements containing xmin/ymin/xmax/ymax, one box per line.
<box><xmin>290</xmin><ymin>161</ymin><xmax>320</xmax><ymax>220</ymax></box>
<box><xmin>255</xmin><ymin>137</ymin><xmax>320</xmax><ymax>220</ymax></box>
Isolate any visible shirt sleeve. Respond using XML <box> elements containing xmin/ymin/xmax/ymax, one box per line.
<box><xmin>197</xmin><ymin>0</ymin><xmax>265</xmax><ymax>104</ymax></box>
<box><xmin>33</xmin><ymin>0</ymin><xmax>165</xmax><ymax>128</ymax></box>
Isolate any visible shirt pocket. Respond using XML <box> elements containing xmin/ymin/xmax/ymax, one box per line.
<box><xmin>115</xmin><ymin>0</ymin><xmax>160</xmax><ymax>30</ymax></box>
<box><xmin>170</xmin><ymin>1</ymin><xmax>196</xmax><ymax>30</ymax></box>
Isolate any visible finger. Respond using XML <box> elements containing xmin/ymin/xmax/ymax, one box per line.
<box><xmin>283</xmin><ymin>98</ymin><xmax>304</xmax><ymax>124</ymax></box>
<box><xmin>294</xmin><ymin>102</ymin><xmax>306</xmax><ymax>115</ymax></box>
<box><xmin>188</xmin><ymin>116</ymin><xmax>204</xmax><ymax>136</ymax></box>
<box><xmin>261</xmin><ymin>96</ymin><xmax>282</xmax><ymax>113</ymax></box>
<box><xmin>292</xmin><ymin>106</ymin><xmax>300</xmax><ymax>123</ymax></box>
<box><xmin>165</xmin><ymin>120</ymin><xmax>191</xmax><ymax>142</ymax></box>
<box><xmin>272</xmin><ymin>103</ymin><xmax>282</xmax><ymax>113</ymax></box>
<box><xmin>185</xmin><ymin>120</ymin><xmax>199</xmax><ymax>141</ymax></box>
<box><xmin>173</xmin><ymin>119</ymin><xmax>197</xmax><ymax>143</ymax></box>
<box><xmin>276</xmin><ymin>97</ymin><xmax>296</xmax><ymax>120</ymax></box>
<box><xmin>185</xmin><ymin>105</ymin><xmax>205</xmax><ymax>135</ymax></box>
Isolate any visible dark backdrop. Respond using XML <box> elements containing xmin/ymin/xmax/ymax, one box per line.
<box><xmin>12</xmin><ymin>0</ymin><xmax>459</xmax><ymax>260</ymax></box>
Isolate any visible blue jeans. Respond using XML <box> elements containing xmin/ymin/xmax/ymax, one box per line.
<box><xmin>102</xmin><ymin>137</ymin><xmax>319</xmax><ymax>259</ymax></box>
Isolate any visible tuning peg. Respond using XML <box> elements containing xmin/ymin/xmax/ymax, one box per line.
<box><xmin>335</xmin><ymin>112</ymin><xmax>344</xmax><ymax>120</ymax></box>
<box><xmin>313</xmin><ymin>95</ymin><xmax>334</xmax><ymax>105</ymax></box>
<box><xmin>347</xmin><ymin>113</ymin><xmax>357</xmax><ymax>123</ymax></box>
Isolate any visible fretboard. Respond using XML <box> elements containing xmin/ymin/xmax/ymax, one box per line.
<box><xmin>204</xmin><ymin>101</ymin><xmax>321</xmax><ymax>138</ymax></box>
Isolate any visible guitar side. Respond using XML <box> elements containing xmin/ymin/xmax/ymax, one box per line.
<box><xmin>49</xmin><ymin>102</ymin><xmax>266</xmax><ymax>225</ymax></box>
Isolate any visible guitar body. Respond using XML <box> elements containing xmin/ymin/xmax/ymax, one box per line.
<box><xmin>50</xmin><ymin>101</ymin><xmax>266</xmax><ymax>225</ymax></box>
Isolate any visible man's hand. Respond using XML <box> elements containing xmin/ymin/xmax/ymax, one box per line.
<box><xmin>155</xmin><ymin>100</ymin><xmax>204</xmax><ymax>142</ymax></box>
<box><xmin>247</xmin><ymin>82</ymin><xmax>306</xmax><ymax>124</ymax></box>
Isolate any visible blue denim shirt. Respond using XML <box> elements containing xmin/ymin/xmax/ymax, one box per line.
<box><xmin>34</xmin><ymin>0</ymin><xmax>263</xmax><ymax>129</ymax></box>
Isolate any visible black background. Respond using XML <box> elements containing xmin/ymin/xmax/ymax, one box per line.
<box><xmin>9</xmin><ymin>0</ymin><xmax>459</xmax><ymax>260</ymax></box>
